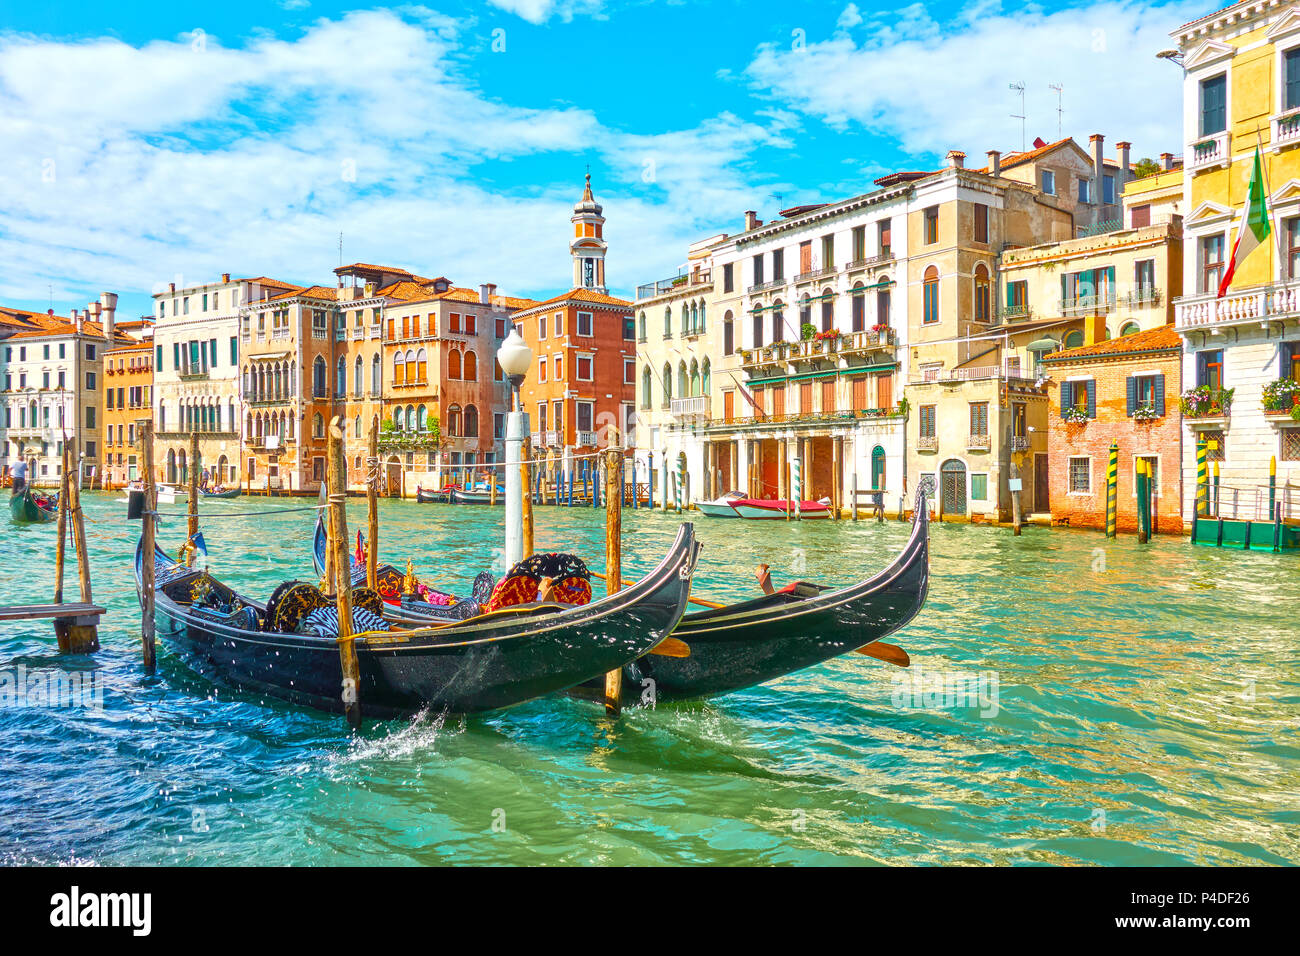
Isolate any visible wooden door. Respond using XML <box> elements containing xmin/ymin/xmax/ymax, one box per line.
<box><xmin>821</xmin><ymin>380</ymin><xmax>836</xmax><ymax>413</ymax></box>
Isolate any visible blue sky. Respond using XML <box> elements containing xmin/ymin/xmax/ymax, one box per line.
<box><xmin>0</xmin><ymin>0</ymin><xmax>1203</xmax><ymax>319</ymax></box>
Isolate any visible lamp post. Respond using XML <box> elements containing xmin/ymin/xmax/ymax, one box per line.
<box><xmin>497</xmin><ymin>326</ymin><xmax>533</xmax><ymax>567</ymax></box>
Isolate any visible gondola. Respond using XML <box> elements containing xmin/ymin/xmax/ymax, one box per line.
<box><xmin>198</xmin><ymin>487</ymin><xmax>242</xmax><ymax>500</ymax></box>
<box><xmin>415</xmin><ymin>485</ymin><xmax>454</xmax><ymax>504</ymax></box>
<box><xmin>320</xmin><ymin>487</ymin><xmax>931</xmax><ymax>705</ymax></box>
<box><xmin>450</xmin><ymin>485</ymin><xmax>503</xmax><ymax>505</ymax></box>
<box><xmin>9</xmin><ymin>485</ymin><xmax>57</xmax><ymax>523</ymax></box>
<box><xmin>136</xmin><ymin>522</ymin><xmax>697</xmax><ymax>718</ymax></box>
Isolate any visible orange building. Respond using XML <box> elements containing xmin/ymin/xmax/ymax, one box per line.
<box><xmin>510</xmin><ymin>176</ymin><xmax>637</xmax><ymax>472</ymax></box>
<box><xmin>100</xmin><ymin>339</ymin><xmax>153</xmax><ymax>487</ymax></box>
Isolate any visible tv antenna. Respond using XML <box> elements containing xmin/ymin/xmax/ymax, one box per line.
<box><xmin>1049</xmin><ymin>83</ymin><xmax>1064</xmax><ymax>139</ymax></box>
<box><xmin>338</xmin><ymin>232</ymin><xmax>343</xmax><ymax>269</ymax></box>
<box><xmin>1010</xmin><ymin>82</ymin><xmax>1026</xmax><ymax>151</ymax></box>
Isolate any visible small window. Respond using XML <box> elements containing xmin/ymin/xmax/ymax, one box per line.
<box><xmin>1041</xmin><ymin>170</ymin><xmax>1056</xmax><ymax>195</ymax></box>
<box><xmin>974</xmin><ymin>203</ymin><xmax>988</xmax><ymax>243</ymax></box>
<box><xmin>1068</xmin><ymin>456</ymin><xmax>1091</xmax><ymax>494</ymax></box>
<box><xmin>577</xmin><ymin>312</ymin><xmax>593</xmax><ymax>337</ymax></box>
<box><xmin>919</xmin><ymin>404</ymin><xmax>936</xmax><ymax>438</ymax></box>
<box><xmin>1200</xmin><ymin>74</ymin><xmax>1226</xmax><ymax>136</ymax></box>
<box><xmin>970</xmin><ymin>474</ymin><xmax>988</xmax><ymax>500</ymax></box>
<box><xmin>923</xmin><ymin>207</ymin><xmax>938</xmax><ymax>244</ymax></box>
<box><xmin>577</xmin><ymin>356</ymin><xmax>593</xmax><ymax>381</ymax></box>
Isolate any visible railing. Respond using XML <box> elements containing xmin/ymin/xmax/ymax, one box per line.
<box><xmin>1189</xmin><ymin>131</ymin><xmax>1230</xmax><ymax>172</ymax></box>
<box><xmin>272</xmin><ymin>328</ymin><xmax>291</xmax><ymax>340</ymax></box>
<box><xmin>967</xmin><ymin>433</ymin><xmax>991</xmax><ymax>450</ymax></box>
<box><xmin>1010</xmin><ymin>436</ymin><xmax>1030</xmax><ymax>452</ymax></box>
<box><xmin>911</xmin><ymin>366</ymin><xmax>1041</xmax><ymax>387</ymax></box>
<box><xmin>842</xmin><ymin>327</ymin><xmax>896</xmax><ymax>352</ymax></box>
<box><xmin>311</xmin><ymin>328</ymin><xmax>328</xmax><ymax>341</ymax></box>
<box><xmin>636</xmin><ymin>270</ymin><xmax>713</xmax><ymax>300</ymax></box>
<box><xmin>748</xmin><ymin>278</ymin><xmax>786</xmax><ymax>295</ymax></box>
<box><xmin>369</xmin><ymin>324</ymin><xmax>382</xmax><ymax>338</ymax></box>
<box><xmin>917</xmin><ymin>436</ymin><xmax>938</xmax><ymax>451</ymax></box>
<box><xmin>670</xmin><ymin>395</ymin><xmax>710</xmax><ymax>418</ymax></box>
<box><xmin>847</xmin><ymin>252</ymin><xmax>893</xmax><ymax>271</ymax></box>
<box><xmin>1273</xmin><ymin>111</ymin><xmax>1300</xmax><ymax>150</ymax></box>
<box><xmin>794</xmin><ymin>266</ymin><xmax>836</xmax><ymax>284</ymax></box>
<box><xmin>1123</xmin><ymin>287</ymin><xmax>1162</xmax><ymax>308</ymax></box>
<box><xmin>998</xmin><ymin>303</ymin><xmax>1033</xmax><ymax>323</ymax></box>
<box><xmin>1176</xmin><ymin>281</ymin><xmax>1300</xmax><ymax>330</ymax></box>
<box><xmin>1060</xmin><ymin>293</ymin><xmax>1117</xmax><ymax>315</ymax></box>
<box><xmin>576</xmin><ymin>430</ymin><xmax>596</xmax><ymax>447</ymax></box>
<box><xmin>158</xmin><ymin>428</ymin><xmax>237</xmax><ymax>439</ymax></box>
<box><xmin>178</xmin><ymin>370</ymin><xmax>209</xmax><ymax>381</ymax></box>
<box><xmin>334</xmin><ymin>329</ymin><xmax>347</xmax><ymax>342</ymax></box>
<box><xmin>351</xmin><ymin>327</ymin><xmax>366</xmax><ymax>341</ymax></box>
<box><xmin>1078</xmin><ymin>217</ymin><xmax>1123</xmax><ymax>238</ymax></box>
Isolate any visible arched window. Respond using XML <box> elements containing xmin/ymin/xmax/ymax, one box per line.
<box><xmin>723</xmin><ymin>310</ymin><xmax>734</xmax><ymax>354</ymax></box>
<box><xmin>463</xmin><ymin>350</ymin><xmax>477</xmax><ymax>381</ymax></box>
<box><xmin>641</xmin><ymin>365</ymin><xmax>652</xmax><ymax>409</ymax></box>
<box><xmin>1064</xmin><ymin>329</ymin><xmax>1084</xmax><ymax>349</ymax></box>
<box><xmin>354</xmin><ymin>414</ymin><xmax>361</xmax><ymax>438</ymax></box>
<box><xmin>974</xmin><ymin>264</ymin><xmax>990</xmax><ymax>322</ymax></box>
<box><xmin>1120</xmin><ymin>321</ymin><xmax>1140</xmax><ymax>336</ymax></box>
<box><xmin>689</xmin><ymin>359</ymin><xmax>700</xmax><ymax>396</ymax></box>
<box><xmin>405</xmin><ymin>349</ymin><xmax>415</xmax><ymax>384</ymax></box>
<box><xmin>405</xmin><ymin>404</ymin><xmax>415</xmax><ymax>432</ymax></box>
<box><xmin>394</xmin><ymin>351</ymin><xmax>406</xmax><ymax>386</ymax></box>
<box><xmin>312</xmin><ymin>413</ymin><xmax>324</xmax><ymax>438</ymax></box>
<box><xmin>851</xmin><ymin>283</ymin><xmax>866</xmax><ymax>332</ymax></box>
<box><xmin>415</xmin><ymin>348</ymin><xmax>428</xmax><ymax>383</ymax></box>
<box><xmin>464</xmin><ymin>404</ymin><xmax>478</xmax><ymax>438</ymax></box>
<box><xmin>752</xmin><ymin>307</ymin><xmax>763</xmax><ymax>349</ymax></box>
<box><xmin>771</xmin><ymin>301</ymin><xmax>785</xmax><ymax>343</ymax></box>
<box><xmin>664</xmin><ymin>307</ymin><xmax>672</xmax><ymax>338</ymax></box>
<box><xmin>638</xmin><ymin>312</ymin><xmax>646</xmax><ymax>340</ymax></box>
<box><xmin>336</xmin><ymin>356</ymin><xmax>346</xmax><ymax>397</ymax></box>
<box><xmin>699</xmin><ymin>300</ymin><xmax>707</xmax><ymax>332</ymax></box>
<box><xmin>447</xmin><ymin>404</ymin><xmax>462</xmax><ymax>436</ymax></box>
<box><xmin>354</xmin><ymin>356</ymin><xmax>363</xmax><ymax>396</ymax></box>
<box><xmin>820</xmin><ymin>288</ymin><xmax>834</xmax><ymax>331</ymax></box>
<box><xmin>312</xmin><ymin>357</ymin><xmax>326</xmax><ymax>397</ymax></box>
<box><xmin>448</xmin><ymin>349</ymin><xmax>461</xmax><ymax>380</ymax></box>
<box><xmin>799</xmin><ymin>294</ymin><xmax>812</xmax><ymax>330</ymax></box>
<box><xmin>701</xmin><ymin>358</ymin><xmax>711</xmax><ymax>395</ymax></box>
<box><xmin>677</xmin><ymin>361</ymin><xmax>687</xmax><ymax>398</ymax></box>
<box><xmin>371</xmin><ymin>353</ymin><xmax>381</xmax><ymax>395</ymax></box>
<box><xmin>662</xmin><ymin>364</ymin><xmax>672</xmax><ymax>404</ymax></box>
<box><xmin>416</xmin><ymin>405</ymin><xmax>428</xmax><ymax>432</ymax></box>
<box><xmin>923</xmin><ymin>266</ymin><xmax>940</xmax><ymax>324</ymax></box>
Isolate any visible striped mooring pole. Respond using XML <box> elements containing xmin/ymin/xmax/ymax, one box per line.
<box><xmin>1269</xmin><ymin>455</ymin><xmax>1277</xmax><ymax>517</ymax></box>
<box><xmin>676</xmin><ymin>456</ymin><xmax>686</xmax><ymax>513</ymax></box>
<box><xmin>1136</xmin><ymin>459</ymin><xmax>1149</xmax><ymax>544</ymax></box>
<box><xmin>1105</xmin><ymin>442</ymin><xmax>1118</xmax><ymax>538</ymax></box>
<box><xmin>1195</xmin><ymin>437</ymin><xmax>1208</xmax><ymax>517</ymax></box>
<box><xmin>791</xmin><ymin>457</ymin><xmax>803</xmax><ymax>519</ymax></box>
<box><xmin>1212</xmin><ymin>461</ymin><xmax>1221</xmax><ymax>518</ymax></box>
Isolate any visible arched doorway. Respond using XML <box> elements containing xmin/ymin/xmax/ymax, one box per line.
<box><xmin>166</xmin><ymin>448</ymin><xmax>177</xmax><ymax>485</ymax></box>
<box><xmin>386</xmin><ymin>455</ymin><xmax>402</xmax><ymax>498</ymax></box>
<box><xmin>871</xmin><ymin>445</ymin><xmax>886</xmax><ymax>492</ymax></box>
<box><xmin>216</xmin><ymin>455</ymin><xmax>229</xmax><ymax>486</ymax></box>
<box><xmin>177</xmin><ymin>449</ymin><xmax>188</xmax><ymax>487</ymax></box>
<box><xmin>940</xmin><ymin>459</ymin><xmax>967</xmax><ymax>516</ymax></box>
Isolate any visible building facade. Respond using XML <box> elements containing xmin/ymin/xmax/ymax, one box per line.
<box><xmin>100</xmin><ymin>337</ymin><xmax>154</xmax><ymax>488</ymax></box>
<box><xmin>1172</xmin><ymin>0</ymin><xmax>1300</xmax><ymax>520</ymax></box>
<box><xmin>1041</xmin><ymin>325</ymin><xmax>1185</xmax><ymax>532</ymax></box>
<box><xmin>1</xmin><ymin>294</ymin><xmax>122</xmax><ymax>486</ymax></box>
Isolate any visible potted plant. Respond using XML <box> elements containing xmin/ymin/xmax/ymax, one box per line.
<box><xmin>1063</xmin><ymin>407</ymin><xmax>1089</xmax><ymax>425</ymax></box>
<box><xmin>1262</xmin><ymin>378</ymin><xmax>1300</xmax><ymax>413</ymax></box>
<box><xmin>1180</xmin><ymin>385</ymin><xmax>1234</xmax><ymax>418</ymax></box>
<box><xmin>800</xmin><ymin>322</ymin><xmax>816</xmax><ymax>342</ymax></box>
<box><xmin>1133</xmin><ymin>403</ymin><xmax>1160</xmax><ymax>422</ymax></box>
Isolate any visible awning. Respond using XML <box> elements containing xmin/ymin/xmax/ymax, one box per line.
<box><xmin>1026</xmin><ymin>337</ymin><xmax>1058</xmax><ymax>352</ymax></box>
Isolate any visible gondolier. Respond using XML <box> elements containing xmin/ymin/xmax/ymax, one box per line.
<box><xmin>10</xmin><ymin>459</ymin><xmax>26</xmax><ymax>496</ymax></box>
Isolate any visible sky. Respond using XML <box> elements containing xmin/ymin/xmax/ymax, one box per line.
<box><xmin>0</xmin><ymin>0</ymin><xmax>1205</xmax><ymax>319</ymax></box>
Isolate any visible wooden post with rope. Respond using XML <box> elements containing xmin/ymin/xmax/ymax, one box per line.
<box><xmin>603</xmin><ymin>432</ymin><xmax>623</xmax><ymax>717</ymax></box>
<box><xmin>54</xmin><ymin>443</ymin><xmax>70</xmax><ymax>604</ymax></box>
<box><xmin>328</xmin><ymin>417</ymin><xmax>362</xmax><ymax>729</ymax></box>
<box><xmin>53</xmin><ymin>440</ymin><xmax>99</xmax><ymax>653</ymax></box>
<box><xmin>187</xmin><ymin>429</ymin><xmax>200</xmax><ymax>550</ymax></box>
<box><xmin>140</xmin><ymin>420</ymin><xmax>157</xmax><ymax>673</ymax></box>
<box><xmin>366</xmin><ymin>418</ymin><xmax>379</xmax><ymax>591</ymax></box>
<box><xmin>521</xmin><ymin>435</ymin><xmax>534</xmax><ymax>559</ymax></box>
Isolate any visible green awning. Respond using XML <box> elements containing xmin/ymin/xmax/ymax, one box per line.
<box><xmin>1026</xmin><ymin>337</ymin><xmax>1059</xmax><ymax>352</ymax></box>
<box><xmin>744</xmin><ymin>362</ymin><xmax>898</xmax><ymax>386</ymax></box>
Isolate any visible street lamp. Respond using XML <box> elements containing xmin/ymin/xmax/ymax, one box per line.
<box><xmin>497</xmin><ymin>326</ymin><xmax>533</xmax><ymax>566</ymax></box>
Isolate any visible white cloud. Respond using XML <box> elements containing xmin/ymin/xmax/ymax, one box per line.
<box><xmin>484</xmin><ymin>0</ymin><xmax>608</xmax><ymax>25</ymax></box>
<box><xmin>0</xmin><ymin>9</ymin><xmax>787</xmax><ymax>312</ymax></box>
<box><xmin>745</xmin><ymin>0</ymin><xmax>1203</xmax><ymax>164</ymax></box>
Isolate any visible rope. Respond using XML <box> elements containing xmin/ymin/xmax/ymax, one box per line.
<box><xmin>151</xmin><ymin>504</ymin><xmax>328</xmax><ymax>518</ymax></box>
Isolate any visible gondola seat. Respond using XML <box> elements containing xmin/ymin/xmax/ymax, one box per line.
<box><xmin>265</xmin><ymin>582</ymin><xmax>332</xmax><ymax>634</ymax></box>
<box><xmin>298</xmin><ymin>605</ymin><xmax>391</xmax><ymax>637</ymax></box>
<box><xmin>482</xmin><ymin>553</ymin><xmax>593</xmax><ymax>613</ymax></box>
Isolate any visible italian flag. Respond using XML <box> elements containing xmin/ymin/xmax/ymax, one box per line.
<box><xmin>1217</xmin><ymin>146</ymin><xmax>1271</xmax><ymax>298</ymax></box>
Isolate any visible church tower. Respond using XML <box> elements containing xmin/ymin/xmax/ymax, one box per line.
<box><xmin>570</xmin><ymin>173</ymin><xmax>607</xmax><ymax>293</ymax></box>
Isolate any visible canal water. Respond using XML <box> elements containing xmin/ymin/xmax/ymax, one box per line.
<box><xmin>1</xmin><ymin>492</ymin><xmax>1296</xmax><ymax>866</ymax></box>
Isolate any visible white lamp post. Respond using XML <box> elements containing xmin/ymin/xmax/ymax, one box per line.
<box><xmin>497</xmin><ymin>326</ymin><xmax>533</xmax><ymax>567</ymax></box>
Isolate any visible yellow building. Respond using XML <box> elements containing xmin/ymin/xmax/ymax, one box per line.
<box><xmin>1173</xmin><ymin>1</ymin><xmax>1300</xmax><ymax>515</ymax></box>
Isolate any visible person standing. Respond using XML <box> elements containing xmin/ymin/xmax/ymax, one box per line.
<box><xmin>10</xmin><ymin>458</ymin><xmax>27</xmax><ymax>495</ymax></box>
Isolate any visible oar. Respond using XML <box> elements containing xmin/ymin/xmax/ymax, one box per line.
<box><xmin>856</xmin><ymin>641</ymin><xmax>910</xmax><ymax>667</ymax></box>
<box><xmin>648</xmin><ymin>637</ymin><xmax>690</xmax><ymax>658</ymax></box>
<box><xmin>590</xmin><ymin>569</ymin><xmax>723</xmax><ymax>610</ymax></box>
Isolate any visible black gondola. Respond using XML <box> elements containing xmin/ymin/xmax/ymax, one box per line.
<box><xmin>314</xmin><ymin>487</ymin><xmax>931</xmax><ymax>704</ymax></box>
<box><xmin>10</xmin><ymin>485</ymin><xmax>57</xmax><ymax>523</ymax></box>
<box><xmin>138</xmin><ymin>522</ymin><xmax>697</xmax><ymax>718</ymax></box>
<box><xmin>414</xmin><ymin>486</ymin><xmax>453</xmax><ymax>504</ymax></box>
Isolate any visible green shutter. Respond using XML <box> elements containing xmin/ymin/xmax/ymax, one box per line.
<box><xmin>1086</xmin><ymin>380</ymin><xmax>1097</xmax><ymax>418</ymax></box>
<box><xmin>156</xmin><ymin>344</ymin><xmax>163</xmax><ymax>369</ymax></box>
<box><xmin>1060</xmin><ymin>381</ymin><xmax>1073</xmax><ymax>418</ymax></box>
<box><xmin>1125</xmin><ymin>376</ymin><xmax>1136</xmax><ymax>417</ymax></box>
<box><xmin>1154</xmin><ymin>374</ymin><xmax>1166</xmax><ymax>416</ymax></box>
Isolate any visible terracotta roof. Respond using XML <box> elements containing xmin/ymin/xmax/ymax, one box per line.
<box><xmin>236</xmin><ymin>276</ymin><xmax>299</xmax><ymax>289</ymax></box>
<box><xmin>511</xmin><ymin>288</ymin><xmax>632</xmax><ymax>313</ymax></box>
<box><xmin>873</xmin><ymin>171</ymin><xmax>937</xmax><ymax>188</ymax></box>
<box><xmin>984</xmin><ymin>137</ymin><xmax>1075</xmax><ymax>172</ymax></box>
<box><xmin>1177</xmin><ymin>2</ymin><xmax>1242</xmax><ymax>31</ymax></box>
<box><xmin>267</xmin><ymin>285</ymin><xmax>337</xmax><ymax>302</ymax></box>
<box><xmin>1041</xmin><ymin>323</ymin><xmax>1182</xmax><ymax>362</ymax></box>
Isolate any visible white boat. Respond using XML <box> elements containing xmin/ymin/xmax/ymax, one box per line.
<box><xmin>695</xmin><ymin>490</ymin><xmax>747</xmax><ymax>518</ymax></box>
<box><xmin>116</xmin><ymin>481</ymin><xmax>187</xmax><ymax>504</ymax></box>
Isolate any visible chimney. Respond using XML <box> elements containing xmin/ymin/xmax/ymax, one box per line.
<box><xmin>744</xmin><ymin>210</ymin><xmax>760</xmax><ymax>231</ymax></box>
<box><xmin>1161</xmin><ymin>152</ymin><xmax>1175</xmax><ymax>171</ymax></box>
<box><xmin>479</xmin><ymin>283</ymin><xmax>497</xmax><ymax>305</ymax></box>
<box><xmin>169</xmin><ymin>282</ymin><xmax>176</xmax><ymax>293</ymax></box>
<box><xmin>100</xmin><ymin>292</ymin><xmax>118</xmax><ymax>342</ymax></box>
<box><xmin>1089</xmin><ymin>133</ymin><xmax>1105</xmax><ymax>202</ymax></box>
<box><xmin>946</xmin><ymin>150</ymin><xmax>965</xmax><ymax>169</ymax></box>
<box><xmin>221</xmin><ymin>273</ymin><xmax>230</xmax><ymax>284</ymax></box>
<box><xmin>986</xmin><ymin>150</ymin><xmax>1001</xmax><ymax>177</ymax></box>
<box><xmin>1116</xmin><ymin>141</ymin><xmax>1133</xmax><ymax>193</ymax></box>
<box><xmin>72</xmin><ymin>308</ymin><xmax>82</xmax><ymax>334</ymax></box>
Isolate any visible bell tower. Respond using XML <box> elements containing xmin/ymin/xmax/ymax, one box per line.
<box><xmin>570</xmin><ymin>172</ymin><xmax>607</xmax><ymax>293</ymax></box>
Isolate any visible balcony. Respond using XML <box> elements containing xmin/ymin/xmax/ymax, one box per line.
<box><xmin>157</xmin><ymin>428</ymin><xmax>237</xmax><ymax>439</ymax></box>
<box><xmin>1188</xmin><ymin>131</ymin><xmax>1230</xmax><ymax>173</ymax></box>
<box><xmin>967</xmin><ymin>433</ymin><xmax>991</xmax><ymax>450</ymax></box>
<box><xmin>738</xmin><ymin>344</ymin><xmax>789</xmax><ymax>370</ymax></box>
<box><xmin>635</xmin><ymin>270</ymin><xmax>713</xmax><ymax>300</ymax></box>
<box><xmin>369</xmin><ymin>324</ymin><xmax>382</xmax><ymax>339</ymax></box>
<box><xmin>841</xmin><ymin>327</ymin><xmax>897</xmax><ymax>355</ymax></box>
<box><xmin>910</xmin><ymin>366</ymin><xmax>1041</xmax><ymax>388</ymax></box>
<box><xmin>1272</xmin><ymin>111</ymin><xmax>1300</xmax><ymax>152</ymax></box>
<box><xmin>334</xmin><ymin>329</ymin><xmax>347</xmax><ymax>342</ymax></box>
<box><xmin>846</xmin><ymin>251</ymin><xmax>894</xmax><ymax>272</ymax></box>
<box><xmin>670</xmin><ymin>395</ymin><xmax>710</xmax><ymax>419</ymax></box>
<box><xmin>794</xmin><ymin>266</ymin><xmax>837</xmax><ymax>285</ymax></box>
<box><xmin>1010</xmin><ymin>436</ymin><xmax>1030</xmax><ymax>452</ymax></box>
<box><xmin>1176</xmin><ymin>281</ymin><xmax>1300</xmax><ymax>332</ymax></box>
<box><xmin>272</xmin><ymin>328</ymin><xmax>291</xmax><ymax>341</ymax></box>
<box><xmin>998</xmin><ymin>303</ymin><xmax>1034</xmax><ymax>324</ymax></box>
<box><xmin>350</xmin><ymin>327</ymin><xmax>366</xmax><ymax>341</ymax></box>
<box><xmin>747</xmin><ymin>278</ymin><xmax>786</xmax><ymax>295</ymax></box>
<box><xmin>576</xmin><ymin>430</ymin><xmax>596</xmax><ymax>447</ymax></box>
<box><xmin>1060</xmin><ymin>293</ymin><xmax>1117</xmax><ymax>315</ymax></box>
<box><xmin>1122</xmin><ymin>287</ymin><xmax>1162</xmax><ymax>308</ymax></box>
<box><xmin>178</xmin><ymin>370</ymin><xmax>209</xmax><ymax>382</ymax></box>
<box><xmin>529</xmin><ymin>430</ymin><xmax>560</xmax><ymax>447</ymax></box>
<box><xmin>917</xmin><ymin>436</ymin><xmax>938</xmax><ymax>452</ymax></box>
<box><xmin>311</xmin><ymin>328</ymin><xmax>328</xmax><ymax>341</ymax></box>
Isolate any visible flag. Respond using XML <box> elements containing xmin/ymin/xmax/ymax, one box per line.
<box><xmin>1218</xmin><ymin>147</ymin><xmax>1271</xmax><ymax>298</ymax></box>
<box><xmin>727</xmin><ymin>372</ymin><xmax>765</xmax><ymax>419</ymax></box>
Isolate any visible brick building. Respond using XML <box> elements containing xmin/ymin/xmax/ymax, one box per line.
<box><xmin>1041</xmin><ymin>324</ymin><xmax>1184</xmax><ymax>533</ymax></box>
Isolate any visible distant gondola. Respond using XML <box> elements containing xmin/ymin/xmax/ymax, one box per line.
<box><xmin>318</xmin><ymin>488</ymin><xmax>931</xmax><ymax>704</ymax></box>
<box><xmin>415</xmin><ymin>485</ymin><xmax>453</xmax><ymax>504</ymax></box>
<box><xmin>198</xmin><ymin>487</ymin><xmax>242</xmax><ymax>500</ymax></box>
<box><xmin>450</xmin><ymin>486</ymin><xmax>503</xmax><ymax>505</ymax></box>
<box><xmin>137</xmin><ymin>523</ymin><xmax>697</xmax><ymax>718</ymax></box>
<box><xmin>9</xmin><ymin>485</ymin><xmax>57</xmax><ymax>524</ymax></box>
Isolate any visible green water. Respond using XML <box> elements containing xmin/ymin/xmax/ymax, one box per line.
<box><xmin>1</xmin><ymin>492</ymin><xmax>1297</xmax><ymax>865</ymax></box>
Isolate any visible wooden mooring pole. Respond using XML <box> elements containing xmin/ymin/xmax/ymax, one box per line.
<box><xmin>53</xmin><ymin>440</ymin><xmax>99</xmax><ymax>653</ymax></box>
<box><xmin>140</xmin><ymin>420</ymin><xmax>157</xmax><ymax>672</ymax></box>
<box><xmin>328</xmin><ymin>417</ymin><xmax>362</xmax><ymax>730</ymax></box>
<box><xmin>603</xmin><ymin>436</ymin><xmax>623</xmax><ymax>718</ymax></box>
<box><xmin>366</xmin><ymin>418</ymin><xmax>379</xmax><ymax>591</ymax></box>
<box><xmin>54</xmin><ymin>444</ymin><xmax>70</xmax><ymax>604</ymax></box>
<box><xmin>520</xmin><ymin>436</ymin><xmax>534</xmax><ymax>560</ymax></box>
<box><xmin>186</xmin><ymin>429</ymin><xmax>200</xmax><ymax>550</ymax></box>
